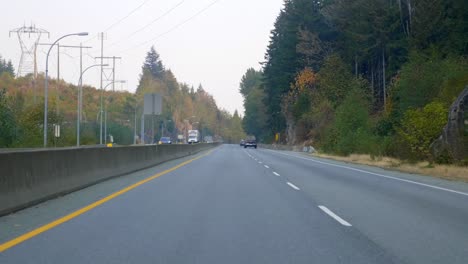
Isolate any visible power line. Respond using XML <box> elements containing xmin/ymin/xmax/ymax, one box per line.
<box><xmin>120</xmin><ymin>0</ymin><xmax>223</xmax><ymax>54</ymax></box>
<box><xmin>82</xmin><ymin>0</ymin><xmax>151</xmax><ymax>44</ymax></box>
<box><xmin>103</xmin><ymin>0</ymin><xmax>151</xmax><ymax>32</ymax></box>
<box><xmin>107</xmin><ymin>0</ymin><xmax>186</xmax><ymax>49</ymax></box>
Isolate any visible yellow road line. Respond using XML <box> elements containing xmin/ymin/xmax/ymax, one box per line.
<box><xmin>0</xmin><ymin>149</ymin><xmax>214</xmax><ymax>252</ymax></box>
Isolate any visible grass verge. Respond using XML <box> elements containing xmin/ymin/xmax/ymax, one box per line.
<box><xmin>313</xmin><ymin>153</ymin><xmax>468</xmax><ymax>182</ymax></box>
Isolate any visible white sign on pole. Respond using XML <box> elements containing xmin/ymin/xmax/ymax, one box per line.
<box><xmin>54</xmin><ymin>124</ymin><xmax>60</xmax><ymax>138</ymax></box>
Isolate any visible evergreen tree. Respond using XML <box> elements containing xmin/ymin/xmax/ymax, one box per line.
<box><xmin>239</xmin><ymin>68</ymin><xmax>267</xmax><ymax>139</ymax></box>
<box><xmin>263</xmin><ymin>0</ymin><xmax>334</xmax><ymax>137</ymax></box>
<box><xmin>6</xmin><ymin>60</ymin><xmax>15</xmax><ymax>76</ymax></box>
<box><xmin>142</xmin><ymin>46</ymin><xmax>165</xmax><ymax>79</ymax></box>
<box><xmin>239</xmin><ymin>68</ymin><xmax>263</xmax><ymax>97</ymax></box>
<box><xmin>0</xmin><ymin>89</ymin><xmax>16</xmax><ymax>147</ymax></box>
<box><xmin>242</xmin><ymin>87</ymin><xmax>267</xmax><ymax>139</ymax></box>
<box><xmin>0</xmin><ymin>55</ymin><xmax>16</xmax><ymax>76</ymax></box>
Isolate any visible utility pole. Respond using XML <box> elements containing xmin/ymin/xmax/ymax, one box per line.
<box><xmin>94</xmin><ymin>56</ymin><xmax>122</xmax><ymax>91</ymax></box>
<box><xmin>141</xmin><ymin>114</ymin><xmax>145</xmax><ymax>144</ymax></box>
<box><xmin>95</xmin><ymin>53</ymin><xmax>122</xmax><ymax>144</ymax></box>
<box><xmin>134</xmin><ymin>103</ymin><xmax>137</xmax><ymax>145</ymax></box>
<box><xmin>77</xmin><ymin>43</ymin><xmax>95</xmax><ymax>146</ymax></box>
<box><xmin>112</xmin><ymin>56</ymin><xmax>116</xmax><ymax>92</ymax></box>
<box><xmin>79</xmin><ymin>43</ymin><xmax>82</xmax><ymax>146</ymax></box>
<box><xmin>99</xmin><ymin>32</ymin><xmax>104</xmax><ymax>145</ymax></box>
<box><xmin>37</xmin><ymin>43</ymin><xmax>91</xmax><ymax>115</ymax></box>
<box><xmin>56</xmin><ymin>43</ymin><xmax>60</xmax><ymax>115</ymax></box>
<box><xmin>152</xmin><ymin>116</ymin><xmax>156</xmax><ymax>144</ymax></box>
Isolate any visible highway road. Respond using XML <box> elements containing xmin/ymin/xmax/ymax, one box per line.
<box><xmin>1</xmin><ymin>144</ymin><xmax>468</xmax><ymax>263</ymax></box>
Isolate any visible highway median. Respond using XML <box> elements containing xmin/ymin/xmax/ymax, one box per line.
<box><xmin>0</xmin><ymin>143</ymin><xmax>219</xmax><ymax>216</ymax></box>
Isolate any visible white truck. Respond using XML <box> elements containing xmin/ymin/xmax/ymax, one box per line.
<box><xmin>187</xmin><ymin>130</ymin><xmax>200</xmax><ymax>144</ymax></box>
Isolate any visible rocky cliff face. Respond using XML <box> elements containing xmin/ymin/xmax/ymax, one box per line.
<box><xmin>432</xmin><ymin>87</ymin><xmax>468</xmax><ymax>162</ymax></box>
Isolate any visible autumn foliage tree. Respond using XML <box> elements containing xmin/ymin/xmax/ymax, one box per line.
<box><xmin>135</xmin><ymin>46</ymin><xmax>245</xmax><ymax>143</ymax></box>
<box><xmin>241</xmin><ymin>0</ymin><xmax>468</xmax><ymax>162</ymax></box>
<box><xmin>0</xmin><ymin>48</ymin><xmax>244</xmax><ymax>147</ymax></box>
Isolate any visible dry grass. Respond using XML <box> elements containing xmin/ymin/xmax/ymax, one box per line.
<box><xmin>313</xmin><ymin>153</ymin><xmax>468</xmax><ymax>182</ymax></box>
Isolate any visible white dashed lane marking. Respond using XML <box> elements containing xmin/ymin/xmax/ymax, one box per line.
<box><xmin>318</xmin><ymin>206</ymin><xmax>352</xmax><ymax>227</ymax></box>
<box><xmin>287</xmin><ymin>182</ymin><xmax>300</xmax><ymax>191</ymax></box>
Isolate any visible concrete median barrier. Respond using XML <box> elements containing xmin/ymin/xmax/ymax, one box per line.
<box><xmin>0</xmin><ymin>143</ymin><xmax>219</xmax><ymax>216</ymax></box>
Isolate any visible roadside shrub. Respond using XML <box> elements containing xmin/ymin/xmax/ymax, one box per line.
<box><xmin>397</xmin><ymin>102</ymin><xmax>447</xmax><ymax>160</ymax></box>
<box><xmin>392</xmin><ymin>52</ymin><xmax>468</xmax><ymax>117</ymax></box>
<box><xmin>324</xmin><ymin>89</ymin><xmax>375</xmax><ymax>156</ymax></box>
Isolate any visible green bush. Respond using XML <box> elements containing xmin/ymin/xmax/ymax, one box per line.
<box><xmin>397</xmin><ymin>102</ymin><xmax>447</xmax><ymax>160</ymax></box>
<box><xmin>392</xmin><ymin>51</ymin><xmax>468</xmax><ymax>115</ymax></box>
<box><xmin>324</xmin><ymin>88</ymin><xmax>376</xmax><ymax>156</ymax></box>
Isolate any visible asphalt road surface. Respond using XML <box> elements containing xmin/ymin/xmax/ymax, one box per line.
<box><xmin>1</xmin><ymin>145</ymin><xmax>468</xmax><ymax>263</ymax></box>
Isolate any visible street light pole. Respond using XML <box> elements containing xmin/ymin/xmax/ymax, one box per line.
<box><xmin>43</xmin><ymin>32</ymin><xmax>88</xmax><ymax>147</ymax></box>
<box><xmin>102</xmin><ymin>80</ymin><xmax>126</xmax><ymax>144</ymax></box>
<box><xmin>94</xmin><ymin>56</ymin><xmax>122</xmax><ymax>144</ymax></box>
<box><xmin>77</xmin><ymin>63</ymin><xmax>108</xmax><ymax>146</ymax></box>
<box><xmin>133</xmin><ymin>102</ymin><xmax>137</xmax><ymax>145</ymax></box>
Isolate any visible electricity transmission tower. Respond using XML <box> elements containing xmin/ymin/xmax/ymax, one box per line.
<box><xmin>9</xmin><ymin>24</ymin><xmax>49</xmax><ymax>77</ymax></box>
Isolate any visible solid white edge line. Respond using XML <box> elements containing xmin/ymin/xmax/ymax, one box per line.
<box><xmin>264</xmin><ymin>165</ymin><xmax>269</xmax><ymax>168</ymax></box>
<box><xmin>287</xmin><ymin>182</ymin><xmax>300</xmax><ymax>190</ymax></box>
<box><xmin>264</xmin><ymin>149</ymin><xmax>468</xmax><ymax>198</ymax></box>
<box><xmin>273</xmin><ymin>172</ymin><xmax>280</xmax><ymax>176</ymax></box>
<box><xmin>318</xmin><ymin>206</ymin><xmax>352</xmax><ymax>227</ymax></box>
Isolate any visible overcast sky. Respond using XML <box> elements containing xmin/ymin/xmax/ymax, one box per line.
<box><xmin>1</xmin><ymin>0</ymin><xmax>285</xmax><ymax>114</ymax></box>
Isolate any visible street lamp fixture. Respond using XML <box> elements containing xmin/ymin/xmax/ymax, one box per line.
<box><xmin>43</xmin><ymin>32</ymin><xmax>88</xmax><ymax>147</ymax></box>
<box><xmin>76</xmin><ymin>63</ymin><xmax>108</xmax><ymax>147</ymax></box>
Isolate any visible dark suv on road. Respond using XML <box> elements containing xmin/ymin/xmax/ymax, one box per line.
<box><xmin>244</xmin><ymin>138</ymin><xmax>257</xmax><ymax>149</ymax></box>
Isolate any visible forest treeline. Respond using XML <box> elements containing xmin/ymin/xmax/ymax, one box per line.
<box><xmin>240</xmin><ymin>0</ymin><xmax>468</xmax><ymax>163</ymax></box>
<box><xmin>0</xmin><ymin>47</ymin><xmax>245</xmax><ymax>148</ymax></box>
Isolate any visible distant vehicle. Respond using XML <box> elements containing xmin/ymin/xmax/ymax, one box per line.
<box><xmin>240</xmin><ymin>139</ymin><xmax>245</xmax><ymax>147</ymax></box>
<box><xmin>177</xmin><ymin>134</ymin><xmax>185</xmax><ymax>144</ymax></box>
<box><xmin>244</xmin><ymin>136</ymin><xmax>257</xmax><ymax>149</ymax></box>
<box><xmin>204</xmin><ymin>135</ymin><xmax>214</xmax><ymax>143</ymax></box>
<box><xmin>188</xmin><ymin>130</ymin><xmax>200</xmax><ymax>144</ymax></box>
<box><xmin>158</xmin><ymin>137</ymin><xmax>172</xmax><ymax>144</ymax></box>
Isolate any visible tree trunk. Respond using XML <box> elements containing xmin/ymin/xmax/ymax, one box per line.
<box><xmin>355</xmin><ymin>54</ymin><xmax>358</xmax><ymax>77</ymax></box>
<box><xmin>407</xmin><ymin>0</ymin><xmax>412</xmax><ymax>33</ymax></box>
<box><xmin>382</xmin><ymin>48</ymin><xmax>386</xmax><ymax>110</ymax></box>
<box><xmin>397</xmin><ymin>0</ymin><xmax>406</xmax><ymax>35</ymax></box>
<box><xmin>371</xmin><ymin>61</ymin><xmax>375</xmax><ymax>99</ymax></box>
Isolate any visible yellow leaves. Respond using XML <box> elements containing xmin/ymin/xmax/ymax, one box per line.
<box><xmin>284</xmin><ymin>68</ymin><xmax>317</xmax><ymax>107</ymax></box>
<box><xmin>294</xmin><ymin>67</ymin><xmax>317</xmax><ymax>92</ymax></box>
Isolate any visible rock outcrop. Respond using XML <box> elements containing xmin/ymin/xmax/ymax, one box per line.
<box><xmin>431</xmin><ymin>87</ymin><xmax>468</xmax><ymax>162</ymax></box>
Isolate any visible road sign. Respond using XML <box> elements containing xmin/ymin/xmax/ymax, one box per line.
<box><xmin>141</xmin><ymin>93</ymin><xmax>162</xmax><ymax>144</ymax></box>
<box><xmin>143</xmin><ymin>94</ymin><xmax>162</xmax><ymax>115</ymax></box>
